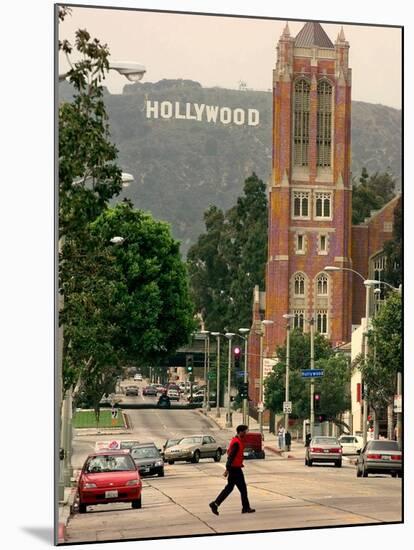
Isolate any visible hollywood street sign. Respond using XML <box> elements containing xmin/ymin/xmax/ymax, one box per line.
<box><xmin>146</xmin><ymin>100</ymin><xmax>260</xmax><ymax>126</ymax></box>
<box><xmin>301</xmin><ymin>369</ymin><xmax>324</xmax><ymax>378</ymax></box>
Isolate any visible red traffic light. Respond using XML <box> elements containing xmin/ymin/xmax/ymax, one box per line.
<box><xmin>234</xmin><ymin>347</ymin><xmax>241</xmax><ymax>355</ymax></box>
<box><xmin>314</xmin><ymin>393</ymin><xmax>320</xmax><ymax>400</ymax></box>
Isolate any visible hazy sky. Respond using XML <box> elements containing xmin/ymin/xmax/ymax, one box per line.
<box><xmin>59</xmin><ymin>6</ymin><xmax>402</xmax><ymax>109</ymax></box>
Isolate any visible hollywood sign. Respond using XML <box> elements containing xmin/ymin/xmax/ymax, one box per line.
<box><xmin>146</xmin><ymin>100</ymin><xmax>260</xmax><ymax>126</ymax></box>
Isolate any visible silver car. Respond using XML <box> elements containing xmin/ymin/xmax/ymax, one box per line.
<box><xmin>305</xmin><ymin>436</ymin><xmax>343</xmax><ymax>467</ymax></box>
<box><xmin>356</xmin><ymin>439</ymin><xmax>402</xmax><ymax>478</ymax></box>
<box><xmin>164</xmin><ymin>435</ymin><xmax>225</xmax><ymax>464</ymax></box>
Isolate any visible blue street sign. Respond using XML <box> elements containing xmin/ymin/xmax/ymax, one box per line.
<box><xmin>236</xmin><ymin>371</ymin><xmax>245</xmax><ymax>378</ymax></box>
<box><xmin>301</xmin><ymin>369</ymin><xmax>324</xmax><ymax>378</ymax></box>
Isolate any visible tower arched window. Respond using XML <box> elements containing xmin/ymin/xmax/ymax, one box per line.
<box><xmin>317</xmin><ymin>80</ymin><xmax>332</xmax><ymax>167</ymax></box>
<box><xmin>316</xmin><ymin>273</ymin><xmax>328</xmax><ymax>295</ymax></box>
<box><xmin>294</xmin><ymin>273</ymin><xmax>305</xmax><ymax>296</ymax></box>
<box><xmin>293</xmin><ymin>79</ymin><xmax>310</xmax><ymax>166</ymax></box>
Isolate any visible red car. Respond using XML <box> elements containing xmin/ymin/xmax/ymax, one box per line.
<box><xmin>78</xmin><ymin>450</ymin><xmax>142</xmax><ymax>513</ymax></box>
<box><xmin>142</xmin><ymin>385</ymin><xmax>157</xmax><ymax>396</ymax></box>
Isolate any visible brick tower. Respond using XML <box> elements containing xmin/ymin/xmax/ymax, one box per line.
<box><xmin>264</xmin><ymin>21</ymin><xmax>353</xmax><ymax>356</ymax></box>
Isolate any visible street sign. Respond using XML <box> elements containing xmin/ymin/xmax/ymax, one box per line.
<box><xmin>263</xmin><ymin>358</ymin><xmax>277</xmax><ymax>379</ymax></box>
<box><xmin>393</xmin><ymin>394</ymin><xmax>402</xmax><ymax>413</ymax></box>
<box><xmin>283</xmin><ymin>401</ymin><xmax>292</xmax><ymax>413</ymax></box>
<box><xmin>236</xmin><ymin>371</ymin><xmax>245</xmax><ymax>378</ymax></box>
<box><xmin>301</xmin><ymin>369</ymin><xmax>324</xmax><ymax>378</ymax></box>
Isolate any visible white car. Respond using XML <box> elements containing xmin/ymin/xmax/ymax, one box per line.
<box><xmin>167</xmin><ymin>389</ymin><xmax>180</xmax><ymax>401</ymax></box>
<box><xmin>134</xmin><ymin>374</ymin><xmax>143</xmax><ymax>381</ymax></box>
<box><xmin>338</xmin><ymin>434</ymin><xmax>363</xmax><ymax>455</ymax></box>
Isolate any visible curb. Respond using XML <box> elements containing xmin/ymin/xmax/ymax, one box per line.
<box><xmin>58</xmin><ymin>485</ymin><xmax>77</xmax><ymax>543</ymax></box>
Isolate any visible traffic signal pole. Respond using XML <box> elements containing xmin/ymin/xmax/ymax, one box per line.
<box><xmin>310</xmin><ymin>318</ymin><xmax>315</xmax><ymax>437</ymax></box>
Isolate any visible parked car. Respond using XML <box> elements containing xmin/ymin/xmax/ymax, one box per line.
<box><xmin>119</xmin><ymin>440</ymin><xmax>141</xmax><ymax>450</ymax></box>
<box><xmin>356</xmin><ymin>439</ymin><xmax>402</xmax><ymax>478</ymax></box>
<box><xmin>161</xmin><ymin>438</ymin><xmax>182</xmax><ymax>458</ymax></box>
<box><xmin>130</xmin><ymin>443</ymin><xmax>165</xmax><ymax>477</ymax></box>
<box><xmin>154</xmin><ymin>384</ymin><xmax>165</xmax><ymax>394</ymax></box>
<box><xmin>134</xmin><ymin>373</ymin><xmax>143</xmax><ymax>381</ymax></box>
<box><xmin>125</xmin><ymin>386</ymin><xmax>139</xmax><ymax>396</ymax></box>
<box><xmin>305</xmin><ymin>436</ymin><xmax>343</xmax><ymax>467</ymax></box>
<box><xmin>243</xmin><ymin>431</ymin><xmax>265</xmax><ymax>459</ymax></box>
<box><xmin>338</xmin><ymin>434</ymin><xmax>363</xmax><ymax>455</ymax></box>
<box><xmin>167</xmin><ymin>389</ymin><xmax>180</xmax><ymax>401</ymax></box>
<box><xmin>142</xmin><ymin>385</ymin><xmax>158</xmax><ymax>396</ymax></box>
<box><xmin>77</xmin><ymin>450</ymin><xmax>142</xmax><ymax>513</ymax></box>
<box><xmin>164</xmin><ymin>435</ymin><xmax>225</xmax><ymax>464</ymax></box>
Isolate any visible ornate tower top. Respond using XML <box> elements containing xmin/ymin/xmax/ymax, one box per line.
<box><xmin>295</xmin><ymin>21</ymin><xmax>334</xmax><ymax>48</ymax></box>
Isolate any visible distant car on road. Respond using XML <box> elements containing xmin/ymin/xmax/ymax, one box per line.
<box><xmin>134</xmin><ymin>374</ymin><xmax>143</xmax><ymax>381</ymax></box>
<box><xmin>130</xmin><ymin>443</ymin><xmax>165</xmax><ymax>477</ymax></box>
<box><xmin>161</xmin><ymin>438</ymin><xmax>182</xmax><ymax>458</ymax></box>
<box><xmin>142</xmin><ymin>386</ymin><xmax>157</xmax><ymax>396</ymax></box>
<box><xmin>356</xmin><ymin>439</ymin><xmax>402</xmax><ymax>478</ymax></box>
<box><xmin>305</xmin><ymin>436</ymin><xmax>343</xmax><ymax>467</ymax></box>
<box><xmin>77</xmin><ymin>450</ymin><xmax>142</xmax><ymax>513</ymax></box>
<box><xmin>164</xmin><ymin>435</ymin><xmax>224</xmax><ymax>464</ymax></box>
<box><xmin>125</xmin><ymin>386</ymin><xmax>139</xmax><ymax>396</ymax></box>
<box><xmin>119</xmin><ymin>440</ymin><xmax>141</xmax><ymax>450</ymax></box>
<box><xmin>338</xmin><ymin>434</ymin><xmax>363</xmax><ymax>455</ymax></box>
<box><xmin>167</xmin><ymin>389</ymin><xmax>180</xmax><ymax>401</ymax></box>
<box><xmin>154</xmin><ymin>384</ymin><xmax>165</xmax><ymax>394</ymax></box>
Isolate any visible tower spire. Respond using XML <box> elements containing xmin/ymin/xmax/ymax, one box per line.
<box><xmin>337</xmin><ymin>26</ymin><xmax>346</xmax><ymax>43</ymax></box>
<box><xmin>282</xmin><ymin>21</ymin><xmax>291</xmax><ymax>38</ymax></box>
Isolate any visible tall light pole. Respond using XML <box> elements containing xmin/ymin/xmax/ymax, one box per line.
<box><xmin>211</xmin><ymin>332</ymin><xmax>221</xmax><ymax>417</ymax></box>
<box><xmin>257</xmin><ymin>320</ymin><xmax>274</xmax><ymax>435</ymax></box>
<box><xmin>225</xmin><ymin>332</ymin><xmax>235</xmax><ymax>427</ymax></box>
<box><xmin>282</xmin><ymin>314</ymin><xmax>295</xmax><ymax>431</ymax></box>
<box><xmin>309</xmin><ymin>317</ymin><xmax>315</xmax><ymax>437</ymax></box>
<box><xmin>239</xmin><ymin>328</ymin><xmax>250</xmax><ymax>426</ymax></box>
<box><xmin>200</xmin><ymin>330</ymin><xmax>210</xmax><ymax>410</ymax></box>
<box><xmin>59</xmin><ymin>61</ymin><xmax>146</xmax><ymax>82</ymax></box>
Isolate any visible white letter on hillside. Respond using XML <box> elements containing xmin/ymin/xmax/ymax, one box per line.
<box><xmin>194</xmin><ymin>103</ymin><xmax>205</xmax><ymax>121</ymax></box>
<box><xmin>175</xmin><ymin>101</ymin><xmax>186</xmax><ymax>120</ymax></box>
<box><xmin>248</xmin><ymin>109</ymin><xmax>260</xmax><ymax>126</ymax></box>
<box><xmin>220</xmin><ymin>107</ymin><xmax>232</xmax><ymax>124</ymax></box>
<box><xmin>146</xmin><ymin>100</ymin><xmax>159</xmax><ymax>119</ymax></box>
<box><xmin>233</xmin><ymin>108</ymin><xmax>245</xmax><ymax>125</ymax></box>
<box><xmin>185</xmin><ymin>103</ymin><xmax>197</xmax><ymax>120</ymax></box>
<box><xmin>160</xmin><ymin>101</ymin><xmax>173</xmax><ymax>119</ymax></box>
<box><xmin>206</xmin><ymin>105</ymin><xmax>219</xmax><ymax>123</ymax></box>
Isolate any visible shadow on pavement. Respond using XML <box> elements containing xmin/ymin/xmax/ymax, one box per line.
<box><xmin>21</xmin><ymin>526</ymin><xmax>54</xmax><ymax>544</ymax></box>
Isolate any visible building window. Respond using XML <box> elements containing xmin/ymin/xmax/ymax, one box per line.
<box><xmin>315</xmin><ymin>192</ymin><xmax>331</xmax><ymax>218</ymax></box>
<box><xmin>316</xmin><ymin>310</ymin><xmax>328</xmax><ymax>334</ymax></box>
<box><xmin>293</xmin><ymin>79</ymin><xmax>310</xmax><ymax>166</ymax></box>
<box><xmin>371</xmin><ymin>253</ymin><xmax>387</xmax><ymax>305</ymax></box>
<box><xmin>293</xmin><ymin>191</ymin><xmax>310</xmax><ymax>218</ymax></box>
<box><xmin>294</xmin><ymin>310</ymin><xmax>305</xmax><ymax>330</ymax></box>
<box><xmin>294</xmin><ymin>273</ymin><xmax>305</xmax><ymax>296</ymax></box>
<box><xmin>316</xmin><ymin>273</ymin><xmax>328</xmax><ymax>295</ymax></box>
<box><xmin>317</xmin><ymin>80</ymin><xmax>332</xmax><ymax>167</ymax></box>
<box><xmin>295</xmin><ymin>233</ymin><xmax>306</xmax><ymax>254</ymax></box>
<box><xmin>317</xmin><ymin>233</ymin><xmax>328</xmax><ymax>255</ymax></box>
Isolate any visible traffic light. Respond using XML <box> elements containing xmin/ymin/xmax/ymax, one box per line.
<box><xmin>317</xmin><ymin>414</ymin><xmax>327</xmax><ymax>422</ymax></box>
<box><xmin>186</xmin><ymin>355</ymin><xmax>193</xmax><ymax>373</ymax></box>
<box><xmin>234</xmin><ymin>346</ymin><xmax>241</xmax><ymax>369</ymax></box>
<box><xmin>239</xmin><ymin>382</ymin><xmax>249</xmax><ymax>399</ymax></box>
<box><xmin>314</xmin><ymin>393</ymin><xmax>321</xmax><ymax>411</ymax></box>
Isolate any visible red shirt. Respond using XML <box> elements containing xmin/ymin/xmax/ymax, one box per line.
<box><xmin>226</xmin><ymin>435</ymin><xmax>244</xmax><ymax>468</ymax></box>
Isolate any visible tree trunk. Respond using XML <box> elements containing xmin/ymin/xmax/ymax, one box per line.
<box><xmin>387</xmin><ymin>402</ymin><xmax>394</xmax><ymax>440</ymax></box>
<box><xmin>373</xmin><ymin>407</ymin><xmax>380</xmax><ymax>439</ymax></box>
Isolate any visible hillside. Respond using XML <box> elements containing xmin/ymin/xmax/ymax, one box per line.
<box><xmin>59</xmin><ymin>79</ymin><xmax>401</xmax><ymax>255</ymax></box>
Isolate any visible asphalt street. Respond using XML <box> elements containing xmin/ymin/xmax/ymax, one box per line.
<box><xmin>66</xmin><ymin>380</ymin><xmax>402</xmax><ymax>543</ymax></box>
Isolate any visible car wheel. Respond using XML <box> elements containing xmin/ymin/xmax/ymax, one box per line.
<box><xmin>168</xmin><ymin>460</ymin><xmax>174</xmax><ymax>465</ymax></box>
<box><xmin>158</xmin><ymin>469</ymin><xmax>165</xmax><ymax>477</ymax></box>
<box><xmin>305</xmin><ymin>457</ymin><xmax>308</xmax><ymax>466</ymax></box>
<box><xmin>308</xmin><ymin>459</ymin><xmax>313</xmax><ymax>467</ymax></box>
<box><xmin>335</xmin><ymin>460</ymin><xmax>342</xmax><ymax>468</ymax></box>
<box><xmin>397</xmin><ymin>472</ymin><xmax>403</xmax><ymax>478</ymax></box>
<box><xmin>356</xmin><ymin>466</ymin><xmax>362</xmax><ymax>477</ymax></box>
<box><xmin>391</xmin><ymin>472</ymin><xmax>397</xmax><ymax>478</ymax></box>
<box><xmin>362</xmin><ymin>465</ymin><xmax>368</xmax><ymax>477</ymax></box>
<box><xmin>214</xmin><ymin>449</ymin><xmax>222</xmax><ymax>462</ymax></box>
<box><xmin>78</xmin><ymin>503</ymin><xmax>87</xmax><ymax>514</ymax></box>
<box><xmin>131</xmin><ymin>498</ymin><xmax>142</xmax><ymax>509</ymax></box>
<box><xmin>192</xmin><ymin>450</ymin><xmax>200</xmax><ymax>463</ymax></box>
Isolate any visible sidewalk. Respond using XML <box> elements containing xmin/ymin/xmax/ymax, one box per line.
<box><xmin>200</xmin><ymin>407</ymin><xmax>306</xmax><ymax>460</ymax></box>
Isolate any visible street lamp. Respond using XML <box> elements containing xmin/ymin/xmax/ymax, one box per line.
<box><xmin>256</xmin><ymin>320</ymin><xmax>274</xmax><ymax>435</ymax></box>
<box><xmin>200</xmin><ymin>330</ymin><xmax>210</xmax><ymax>410</ymax></box>
<box><xmin>59</xmin><ymin>61</ymin><xmax>146</xmax><ymax>82</ymax></box>
<box><xmin>282</xmin><ymin>314</ymin><xmax>295</xmax><ymax>431</ymax></box>
<box><xmin>211</xmin><ymin>332</ymin><xmax>222</xmax><ymax>418</ymax></box>
<box><xmin>239</xmin><ymin>328</ymin><xmax>250</xmax><ymax>426</ymax></box>
<box><xmin>324</xmin><ymin>265</ymin><xmax>377</xmax><ymax>445</ymax></box>
<box><xmin>224</xmin><ymin>332</ymin><xmax>236</xmax><ymax>427</ymax></box>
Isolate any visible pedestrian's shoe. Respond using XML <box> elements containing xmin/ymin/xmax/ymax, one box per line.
<box><xmin>209</xmin><ymin>501</ymin><xmax>219</xmax><ymax>516</ymax></box>
<box><xmin>242</xmin><ymin>508</ymin><xmax>256</xmax><ymax>514</ymax></box>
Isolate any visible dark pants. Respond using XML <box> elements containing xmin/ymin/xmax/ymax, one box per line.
<box><xmin>215</xmin><ymin>467</ymin><xmax>250</xmax><ymax>510</ymax></box>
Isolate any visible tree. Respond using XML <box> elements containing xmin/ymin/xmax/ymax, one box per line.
<box><xmin>383</xmin><ymin>196</ymin><xmax>402</xmax><ymax>287</ymax></box>
<box><xmin>352</xmin><ymin>167</ymin><xmax>396</xmax><ymax>224</ymax></box>
<box><xmin>264</xmin><ymin>329</ymin><xmax>351</xmax><ymax>422</ymax></box>
<box><xmin>63</xmin><ymin>203</ymin><xmax>196</xmax><ymax>411</ymax></box>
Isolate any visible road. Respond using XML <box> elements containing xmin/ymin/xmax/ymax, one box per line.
<box><xmin>66</xmin><ymin>380</ymin><xmax>402</xmax><ymax>544</ymax></box>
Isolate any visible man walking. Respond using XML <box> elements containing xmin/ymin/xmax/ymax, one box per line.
<box><xmin>209</xmin><ymin>424</ymin><xmax>255</xmax><ymax>515</ymax></box>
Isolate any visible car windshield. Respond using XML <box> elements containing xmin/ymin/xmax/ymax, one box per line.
<box><xmin>179</xmin><ymin>437</ymin><xmax>202</xmax><ymax>445</ymax></box>
<box><xmin>120</xmin><ymin>441</ymin><xmax>140</xmax><ymax>449</ymax></box>
<box><xmin>131</xmin><ymin>447</ymin><xmax>160</xmax><ymax>459</ymax></box>
<box><xmin>313</xmin><ymin>437</ymin><xmax>339</xmax><ymax>445</ymax></box>
<box><xmin>369</xmin><ymin>441</ymin><xmax>400</xmax><ymax>451</ymax></box>
<box><xmin>85</xmin><ymin>454</ymin><xmax>135</xmax><ymax>473</ymax></box>
<box><xmin>165</xmin><ymin>439</ymin><xmax>181</xmax><ymax>448</ymax></box>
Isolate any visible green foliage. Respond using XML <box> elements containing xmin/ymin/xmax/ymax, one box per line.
<box><xmin>356</xmin><ymin>292</ymin><xmax>402</xmax><ymax>411</ymax></box>
<box><xmin>187</xmin><ymin>173</ymin><xmax>267</xmax><ymax>331</ymax></box>
<box><xmin>352</xmin><ymin>167</ymin><xmax>396</xmax><ymax>225</ymax></box>
<box><xmin>264</xmin><ymin>330</ymin><xmax>350</xmax><ymax>420</ymax></box>
<box><xmin>383</xmin><ymin>196</ymin><xmax>402</xmax><ymax>287</ymax></box>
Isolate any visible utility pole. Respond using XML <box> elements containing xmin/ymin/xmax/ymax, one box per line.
<box><xmin>309</xmin><ymin>317</ymin><xmax>315</xmax><ymax>437</ymax></box>
<box><xmin>362</xmin><ymin>281</ymin><xmax>374</xmax><ymax>446</ymax></box>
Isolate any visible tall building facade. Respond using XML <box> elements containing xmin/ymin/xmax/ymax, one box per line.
<box><xmin>265</xmin><ymin>21</ymin><xmax>353</xmax><ymax>353</ymax></box>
